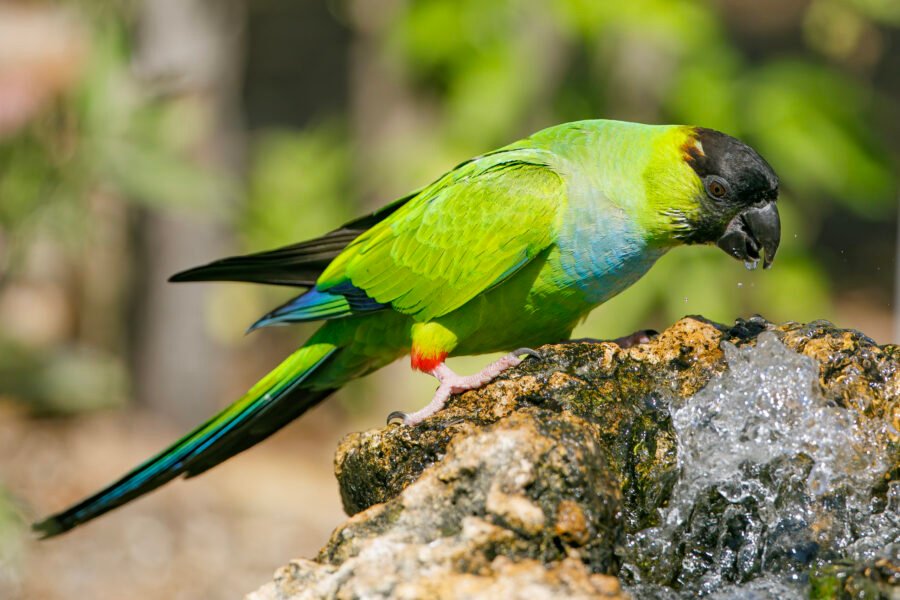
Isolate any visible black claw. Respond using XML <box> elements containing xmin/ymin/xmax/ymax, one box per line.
<box><xmin>386</xmin><ymin>411</ymin><xmax>408</xmax><ymax>425</ymax></box>
<box><xmin>514</xmin><ymin>348</ymin><xmax>542</xmax><ymax>361</ymax></box>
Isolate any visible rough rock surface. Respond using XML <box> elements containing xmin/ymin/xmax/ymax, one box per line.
<box><xmin>248</xmin><ymin>317</ymin><xmax>900</xmax><ymax>599</ymax></box>
<box><xmin>810</xmin><ymin>556</ymin><xmax>900</xmax><ymax>599</ymax></box>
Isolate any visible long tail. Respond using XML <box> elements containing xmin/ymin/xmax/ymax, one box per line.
<box><xmin>33</xmin><ymin>341</ymin><xmax>339</xmax><ymax>538</ymax></box>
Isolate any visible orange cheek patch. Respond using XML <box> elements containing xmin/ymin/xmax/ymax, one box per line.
<box><xmin>410</xmin><ymin>349</ymin><xmax>448</xmax><ymax>372</ymax></box>
<box><xmin>681</xmin><ymin>135</ymin><xmax>705</xmax><ymax>162</ymax></box>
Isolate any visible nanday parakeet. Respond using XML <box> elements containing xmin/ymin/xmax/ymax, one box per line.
<box><xmin>35</xmin><ymin>119</ymin><xmax>780</xmax><ymax>537</ymax></box>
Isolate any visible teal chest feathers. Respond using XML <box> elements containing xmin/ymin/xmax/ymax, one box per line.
<box><xmin>555</xmin><ymin>202</ymin><xmax>666</xmax><ymax>307</ymax></box>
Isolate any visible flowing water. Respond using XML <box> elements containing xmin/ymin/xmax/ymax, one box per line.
<box><xmin>621</xmin><ymin>332</ymin><xmax>899</xmax><ymax>598</ymax></box>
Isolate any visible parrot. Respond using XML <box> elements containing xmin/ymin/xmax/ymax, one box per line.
<box><xmin>34</xmin><ymin>119</ymin><xmax>780</xmax><ymax>537</ymax></box>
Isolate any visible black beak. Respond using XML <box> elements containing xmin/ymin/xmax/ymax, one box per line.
<box><xmin>716</xmin><ymin>202</ymin><xmax>781</xmax><ymax>269</ymax></box>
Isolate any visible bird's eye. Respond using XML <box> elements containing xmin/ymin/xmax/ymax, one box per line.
<box><xmin>705</xmin><ymin>177</ymin><xmax>729</xmax><ymax>200</ymax></box>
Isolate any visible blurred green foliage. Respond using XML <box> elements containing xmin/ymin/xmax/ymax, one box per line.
<box><xmin>244</xmin><ymin>125</ymin><xmax>352</xmax><ymax>250</ymax></box>
<box><xmin>0</xmin><ymin>16</ymin><xmax>226</xmax><ymax>274</ymax></box>
<box><xmin>0</xmin><ymin>6</ymin><xmax>226</xmax><ymax>412</ymax></box>
<box><xmin>0</xmin><ymin>339</ymin><xmax>126</xmax><ymax>414</ymax></box>
<box><xmin>0</xmin><ymin>485</ymin><xmax>24</xmax><ymax>591</ymax></box>
<box><xmin>370</xmin><ymin>0</ymin><xmax>897</xmax><ymax>331</ymax></box>
<box><xmin>0</xmin><ymin>4</ymin><xmax>896</xmax><ymax>593</ymax></box>
<box><xmin>0</xmin><ymin>0</ymin><xmax>898</xmax><ymax>402</ymax></box>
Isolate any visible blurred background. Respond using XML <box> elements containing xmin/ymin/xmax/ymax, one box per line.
<box><xmin>0</xmin><ymin>0</ymin><xmax>897</xmax><ymax>598</ymax></box>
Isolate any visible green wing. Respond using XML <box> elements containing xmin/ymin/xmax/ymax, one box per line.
<box><xmin>317</xmin><ymin>148</ymin><xmax>566</xmax><ymax>322</ymax></box>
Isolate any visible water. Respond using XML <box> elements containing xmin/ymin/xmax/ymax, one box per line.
<box><xmin>621</xmin><ymin>332</ymin><xmax>897</xmax><ymax>598</ymax></box>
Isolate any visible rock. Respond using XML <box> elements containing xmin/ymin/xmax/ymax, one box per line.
<box><xmin>249</xmin><ymin>556</ymin><xmax>625</xmax><ymax>600</ymax></box>
<box><xmin>250</xmin><ymin>410</ymin><xmax>625</xmax><ymax>599</ymax></box>
<box><xmin>622</xmin><ymin>320</ymin><xmax>900</xmax><ymax>598</ymax></box>
<box><xmin>249</xmin><ymin>317</ymin><xmax>900</xmax><ymax>599</ymax></box>
<box><xmin>810</xmin><ymin>554</ymin><xmax>900</xmax><ymax>600</ymax></box>
<box><xmin>336</xmin><ymin>316</ymin><xmax>726</xmax><ymax>531</ymax></box>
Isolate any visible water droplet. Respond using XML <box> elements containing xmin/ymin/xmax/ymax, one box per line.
<box><xmin>737</xmin><ymin>282</ymin><xmax>744</xmax><ymax>288</ymax></box>
<box><xmin>620</xmin><ymin>333</ymin><xmax>894</xmax><ymax>598</ymax></box>
<box><xmin>744</xmin><ymin>259</ymin><xmax>759</xmax><ymax>271</ymax></box>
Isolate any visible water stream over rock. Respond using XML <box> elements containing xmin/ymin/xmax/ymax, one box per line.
<box><xmin>249</xmin><ymin>318</ymin><xmax>899</xmax><ymax>600</ymax></box>
<box><xmin>622</xmin><ymin>331</ymin><xmax>898</xmax><ymax>598</ymax></box>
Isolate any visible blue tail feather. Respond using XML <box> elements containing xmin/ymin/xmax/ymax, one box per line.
<box><xmin>249</xmin><ymin>285</ymin><xmax>386</xmax><ymax>331</ymax></box>
<box><xmin>33</xmin><ymin>345</ymin><xmax>337</xmax><ymax>538</ymax></box>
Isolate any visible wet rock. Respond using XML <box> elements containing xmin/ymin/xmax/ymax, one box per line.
<box><xmin>624</xmin><ymin>321</ymin><xmax>899</xmax><ymax>598</ymax></box>
<box><xmin>337</xmin><ymin>317</ymin><xmax>726</xmax><ymax>531</ymax></box>
<box><xmin>250</xmin><ymin>317</ymin><xmax>900</xmax><ymax>599</ymax></box>
<box><xmin>249</xmin><ymin>555</ymin><xmax>625</xmax><ymax>600</ymax></box>
<box><xmin>810</xmin><ymin>553</ymin><xmax>900</xmax><ymax>599</ymax></box>
<box><xmin>250</xmin><ymin>410</ymin><xmax>624</xmax><ymax>600</ymax></box>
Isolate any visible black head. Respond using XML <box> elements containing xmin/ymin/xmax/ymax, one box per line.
<box><xmin>681</xmin><ymin>128</ymin><xmax>781</xmax><ymax>268</ymax></box>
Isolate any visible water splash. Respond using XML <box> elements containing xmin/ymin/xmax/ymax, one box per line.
<box><xmin>672</xmin><ymin>332</ymin><xmax>884</xmax><ymax>501</ymax></box>
<box><xmin>622</xmin><ymin>332</ymin><xmax>896</xmax><ymax>597</ymax></box>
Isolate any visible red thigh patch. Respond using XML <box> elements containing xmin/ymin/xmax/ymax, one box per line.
<box><xmin>410</xmin><ymin>349</ymin><xmax>447</xmax><ymax>372</ymax></box>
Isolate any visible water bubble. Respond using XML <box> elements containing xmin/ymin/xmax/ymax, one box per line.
<box><xmin>621</xmin><ymin>333</ymin><xmax>895</xmax><ymax>598</ymax></box>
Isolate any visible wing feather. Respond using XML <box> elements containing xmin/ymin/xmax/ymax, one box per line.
<box><xmin>168</xmin><ymin>193</ymin><xmax>416</xmax><ymax>287</ymax></box>
<box><xmin>318</xmin><ymin>150</ymin><xmax>565</xmax><ymax>321</ymax></box>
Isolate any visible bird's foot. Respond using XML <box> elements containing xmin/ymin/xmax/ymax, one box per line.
<box><xmin>611</xmin><ymin>329</ymin><xmax>658</xmax><ymax>348</ymax></box>
<box><xmin>567</xmin><ymin>329</ymin><xmax>658</xmax><ymax>349</ymax></box>
<box><xmin>387</xmin><ymin>348</ymin><xmax>540</xmax><ymax>426</ymax></box>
